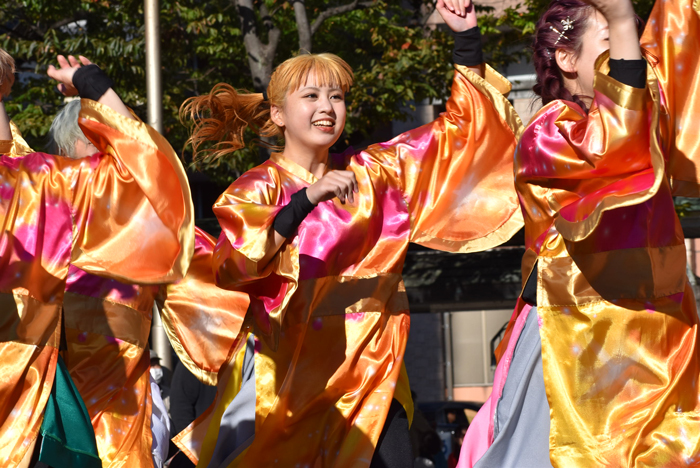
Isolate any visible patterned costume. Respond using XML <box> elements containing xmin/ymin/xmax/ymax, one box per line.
<box><xmin>208</xmin><ymin>64</ymin><xmax>523</xmax><ymax>467</ymax></box>
<box><xmin>460</xmin><ymin>0</ymin><xmax>700</xmax><ymax>466</ymax></box>
<box><xmin>0</xmin><ymin>100</ymin><xmax>193</xmax><ymax>467</ymax></box>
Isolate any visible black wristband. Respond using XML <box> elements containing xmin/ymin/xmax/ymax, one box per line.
<box><xmin>608</xmin><ymin>59</ymin><xmax>647</xmax><ymax>89</ymax></box>
<box><xmin>452</xmin><ymin>26</ymin><xmax>483</xmax><ymax>67</ymax></box>
<box><xmin>72</xmin><ymin>64</ymin><xmax>115</xmax><ymax>101</ymax></box>
<box><xmin>273</xmin><ymin>188</ymin><xmax>316</xmax><ymax>238</ymax></box>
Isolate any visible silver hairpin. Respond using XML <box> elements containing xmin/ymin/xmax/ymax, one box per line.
<box><xmin>551</xmin><ymin>17</ymin><xmax>574</xmax><ymax>46</ymax></box>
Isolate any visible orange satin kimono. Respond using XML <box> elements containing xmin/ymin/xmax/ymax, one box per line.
<box><xmin>0</xmin><ymin>99</ymin><xmax>194</xmax><ymax>468</ymax></box>
<box><xmin>157</xmin><ymin>229</ymin><xmax>251</xmax><ymax>465</ymax></box>
<box><xmin>210</xmin><ymin>64</ymin><xmax>523</xmax><ymax>467</ymax></box>
<box><xmin>509</xmin><ymin>1</ymin><xmax>700</xmax><ymax>466</ymax></box>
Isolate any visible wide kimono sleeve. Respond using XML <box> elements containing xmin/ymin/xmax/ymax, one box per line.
<box><xmin>0</xmin><ymin>121</ymin><xmax>33</xmax><ymax>157</ymax></box>
<box><xmin>516</xmin><ymin>55</ymin><xmax>663</xmax><ymax>242</ymax></box>
<box><xmin>641</xmin><ymin>0</ymin><xmax>700</xmax><ymax>196</ymax></box>
<box><xmin>70</xmin><ymin>99</ymin><xmax>195</xmax><ymax>283</ymax></box>
<box><xmin>158</xmin><ymin>227</ymin><xmax>250</xmax><ymax>386</ymax></box>
<box><xmin>361</xmin><ymin>64</ymin><xmax>524</xmax><ymax>252</ymax></box>
<box><xmin>212</xmin><ymin>166</ymin><xmax>295</xmax><ymax>346</ymax></box>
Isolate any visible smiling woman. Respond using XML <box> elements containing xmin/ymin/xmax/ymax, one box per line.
<box><xmin>176</xmin><ymin>2</ymin><xmax>525</xmax><ymax>466</ymax></box>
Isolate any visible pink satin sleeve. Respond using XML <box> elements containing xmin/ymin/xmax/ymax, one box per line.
<box><xmin>516</xmin><ymin>63</ymin><xmax>663</xmax><ymax>242</ymax></box>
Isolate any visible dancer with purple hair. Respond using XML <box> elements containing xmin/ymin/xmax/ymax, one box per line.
<box><xmin>459</xmin><ymin>0</ymin><xmax>700</xmax><ymax>466</ymax></box>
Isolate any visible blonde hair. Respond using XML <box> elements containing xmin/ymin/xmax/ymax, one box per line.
<box><xmin>181</xmin><ymin>53</ymin><xmax>353</xmax><ymax>162</ymax></box>
<box><xmin>0</xmin><ymin>49</ymin><xmax>16</xmax><ymax>98</ymax></box>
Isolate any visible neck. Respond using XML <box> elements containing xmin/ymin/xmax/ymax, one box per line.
<box><xmin>563</xmin><ymin>76</ymin><xmax>593</xmax><ymax>109</ymax></box>
<box><xmin>281</xmin><ymin>141</ymin><xmax>329</xmax><ymax>179</ymax></box>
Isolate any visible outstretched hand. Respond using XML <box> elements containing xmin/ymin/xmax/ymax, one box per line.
<box><xmin>47</xmin><ymin>55</ymin><xmax>94</xmax><ymax>96</ymax></box>
<box><xmin>436</xmin><ymin>0</ymin><xmax>477</xmax><ymax>32</ymax></box>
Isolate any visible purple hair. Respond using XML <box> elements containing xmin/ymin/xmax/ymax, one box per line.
<box><xmin>532</xmin><ymin>0</ymin><xmax>595</xmax><ymax>110</ymax></box>
<box><xmin>532</xmin><ymin>0</ymin><xmax>645</xmax><ymax>111</ymax></box>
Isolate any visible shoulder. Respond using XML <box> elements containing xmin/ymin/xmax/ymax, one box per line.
<box><xmin>217</xmin><ymin>161</ymin><xmax>284</xmax><ymax>206</ymax></box>
<box><xmin>519</xmin><ymin>100</ymin><xmax>581</xmax><ymax>148</ymax></box>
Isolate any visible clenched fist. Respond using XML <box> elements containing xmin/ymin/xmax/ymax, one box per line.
<box><xmin>307</xmin><ymin>170</ymin><xmax>359</xmax><ymax>205</ymax></box>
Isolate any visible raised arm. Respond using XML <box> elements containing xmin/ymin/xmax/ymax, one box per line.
<box><xmin>358</xmin><ymin>17</ymin><xmax>523</xmax><ymax>254</ymax></box>
<box><xmin>48</xmin><ymin>55</ymin><xmax>134</xmax><ymax>120</ymax></box>
<box><xmin>45</xmin><ymin>54</ymin><xmax>195</xmax><ymax>283</ymax></box>
<box><xmin>641</xmin><ymin>0</ymin><xmax>700</xmax><ymax>196</ymax></box>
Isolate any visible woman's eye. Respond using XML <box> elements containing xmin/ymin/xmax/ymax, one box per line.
<box><xmin>331</xmin><ymin>95</ymin><xmax>343</xmax><ymax>100</ymax></box>
<box><xmin>304</xmin><ymin>93</ymin><xmax>317</xmax><ymax>99</ymax></box>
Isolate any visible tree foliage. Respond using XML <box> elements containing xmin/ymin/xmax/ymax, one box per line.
<box><xmin>1</xmin><ymin>0</ymin><xmax>659</xmax><ymax>184</ymax></box>
<box><xmin>1</xmin><ymin>0</ymin><xmax>456</xmax><ymax>183</ymax></box>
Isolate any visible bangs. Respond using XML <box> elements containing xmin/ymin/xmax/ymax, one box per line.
<box><xmin>284</xmin><ymin>54</ymin><xmax>353</xmax><ymax>93</ymax></box>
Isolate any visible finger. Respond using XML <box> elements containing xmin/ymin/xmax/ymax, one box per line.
<box><xmin>352</xmin><ymin>174</ymin><xmax>359</xmax><ymax>193</ymax></box>
<box><xmin>334</xmin><ymin>186</ymin><xmax>346</xmax><ymax>204</ymax></box>
<box><xmin>47</xmin><ymin>64</ymin><xmax>58</xmax><ymax>80</ymax></box>
<box><xmin>79</xmin><ymin>55</ymin><xmax>93</xmax><ymax>66</ymax></box>
<box><xmin>440</xmin><ymin>0</ymin><xmax>453</xmax><ymax>13</ymax></box>
<box><xmin>57</xmin><ymin>55</ymin><xmax>70</xmax><ymax>69</ymax></box>
<box><xmin>457</xmin><ymin>0</ymin><xmax>467</xmax><ymax>16</ymax></box>
<box><xmin>68</xmin><ymin>55</ymin><xmax>82</xmax><ymax>68</ymax></box>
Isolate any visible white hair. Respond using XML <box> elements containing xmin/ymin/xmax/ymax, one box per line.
<box><xmin>48</xmin><ymin>100</ymin><xmax>89</xmax><ymax>158</ymax></box>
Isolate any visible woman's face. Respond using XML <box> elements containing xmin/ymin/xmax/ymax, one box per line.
<box><xmin>558</xmin><ymin>10</ymin><xmax>610</xmax><ymax>101</ymax></box>
<box><xmin>273</xmin><ymin>73</ymin><xmax>346</xmax><ymax>154</ymax></box>
<box><xmin>71</xmin><ymin>138</ymin><xmax>98</xmax><ymax>159</ymax></box>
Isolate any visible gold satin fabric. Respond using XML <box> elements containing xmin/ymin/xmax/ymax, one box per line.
<box><xmin>0</xmin><ymin>100</ymin><xmax>194</xmax><ymax>467</ymax></box>
<box><xmin>62</xmin><ymin>276</ymin><xmax>158</xmax><ymax>468</ymax></box>
<box><xmin>159</xmin><ymin>227</ymin><xmax>250</xmax><ymax>387</ymax></box>
<box><xmin>641</xmin><ymin>0</ymin><xmax>700</xmax><ymax>197</ymax></box>
<box><xmin>212</xmin><ymin>65</ymin><xmax>523</xmax><ymax>467</ymax></box>
<box><xmin>0</xmin><ymin>122</ymin><xmax>33</xmax><ymax>157</ymax></box>
<box><xmin>513</xmin><ymin>3</ymin><xmax>700</xmax><ymax>464</ymax></box>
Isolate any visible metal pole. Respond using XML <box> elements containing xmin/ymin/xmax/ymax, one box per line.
<box><xmin>443</xmin><ymin>311</ymin><xmax>454</xmax><ymax>401</ymax></box>
<box><xmin>152</xmin><ymin>303</ymin><xmax>172</xmax><ymax>371</ymax></box>
<box><xmin>145</xmin><ymin>0</ymin><xmax>171</xmax><ymax>370</ymax></box>
<box><xmin>145</xmin><ymin>0</ymin><xmax>163</xmax><ymax>133</ymax></box>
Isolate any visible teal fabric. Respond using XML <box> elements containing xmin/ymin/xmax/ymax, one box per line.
<box><xmin>39</xmin><ymin>354</ymin><xmax>102</xmax><ymax>468</ymax></box>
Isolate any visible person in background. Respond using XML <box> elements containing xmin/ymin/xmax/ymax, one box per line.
<box><xmin>459</xmin><ymin>0</ymin><xmax>700</xmax><ymax>465</ymax></box>
<box><xmin>0</xmin><ymin>51</ymin><xmax>194</xmax><ymax>468</ymax></box>
<box><xmin>166</xmin><ymin>361</ymin><xmax>217</xmax><ymax>468</ymax></box>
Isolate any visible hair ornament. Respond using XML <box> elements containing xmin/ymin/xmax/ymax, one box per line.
<box><xmin>551</xmin><ymin>17</ymin><xmax>574</xmax><ymax>46</ymax></box>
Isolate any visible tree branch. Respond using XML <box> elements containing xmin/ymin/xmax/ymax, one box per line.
<box><xmin>310</xmin><ymin>0</ymin><xmax>374</xmax><ymax>36</ymax></box>
<box><xmin>292</xmin><ymin>1</ymin><xmax>312</xmax><ymax>53</ymax></box>
<box><xmin>234</xmin><ymin>0</ymin><xmax>280</xmax><ymax>91</ymax></box>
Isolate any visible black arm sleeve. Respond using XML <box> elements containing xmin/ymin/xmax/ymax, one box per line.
<box><xmin>272</xmin><ymin>188</ymin><xmax>316</xmax><ymax>238</ymax></box>
<box><xmin>72</xmin><ymin>64</ymin><xmax>115</xmax><ymax>101</ymax></box>
<box><xmin>608</xmin><ymin>59</ymin><xmax>647</xmax><ymax>89</ymax></box>
<box><xmin>452</xmin><ymin>26</ymin><xmax>483</xmax><ymax>67</ymax></box>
